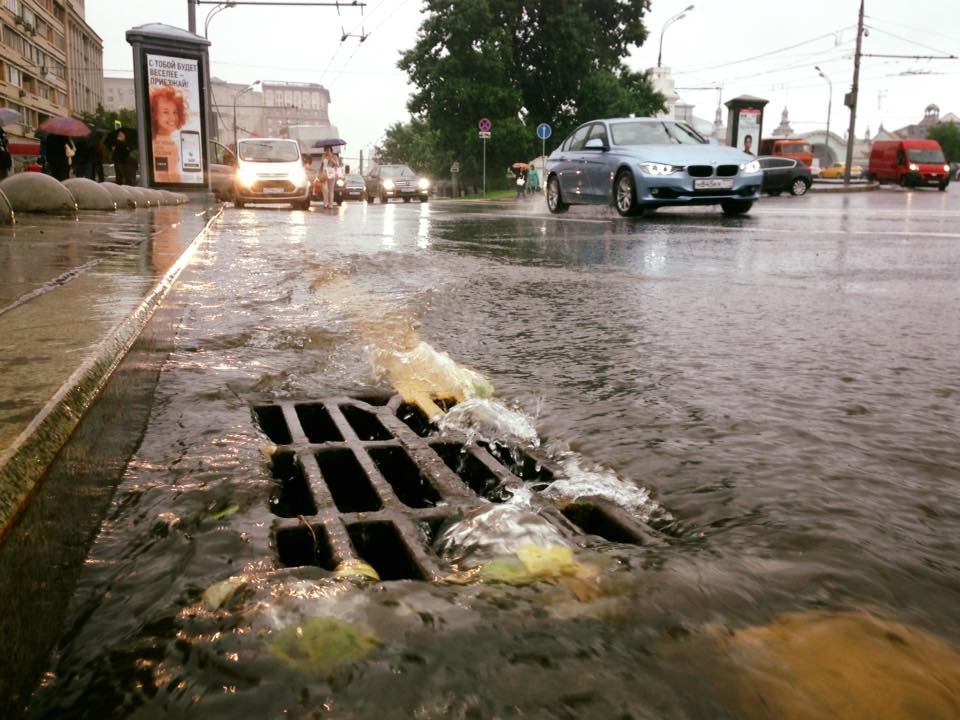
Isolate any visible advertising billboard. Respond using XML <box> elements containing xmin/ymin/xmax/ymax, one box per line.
<box><xmin>145</xmin><ymin>53</ymin><xmax>205</xmax><ymax>185</ymax></box>
<box><xmin>737</xmin><ymin>108</ymin><xmax>760</xmax><ymax>156</ymax></box>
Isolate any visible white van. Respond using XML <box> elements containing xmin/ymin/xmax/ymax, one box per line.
<box><xmin>233</xmin><ymin>138</ymin><xmax>311</xmax><ymax>210</ymax></box>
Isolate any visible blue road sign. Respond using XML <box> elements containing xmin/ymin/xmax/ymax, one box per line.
<box><xmin>536</xmin><ymin>123</ymin><xmax>552</xmax><ymax>140</ymax></box>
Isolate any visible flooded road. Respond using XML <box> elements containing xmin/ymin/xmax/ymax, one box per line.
<box><xmin>27</xmin><ymin>189</ymin><xmax>960</xmax><ymax>718</ymax></box>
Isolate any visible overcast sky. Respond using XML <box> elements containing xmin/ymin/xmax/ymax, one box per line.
<box><xmin>87</xmin><ymin>0</ymin><xmax>959</xmax><ymax>155</ymax></box>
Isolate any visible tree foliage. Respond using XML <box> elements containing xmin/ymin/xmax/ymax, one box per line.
<box><xmin>395</xmin><ymin>0</ymin><xmax>664</xmax><ymax>189</ymax></box>
<box><xmin>927</xmin><ymin>122</ymin><xmax>960</xmax><ymax>162</ymax></box>
<box><xmin>79</xmin><ymin>104</ymin><xmax>137</xmax><ymax>134</ymax></box>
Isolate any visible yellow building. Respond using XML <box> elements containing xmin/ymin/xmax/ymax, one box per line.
<box><xmin>0</xmin><ymin>0</ymin><xmax>102</xmax><ymax>167</ymax></box>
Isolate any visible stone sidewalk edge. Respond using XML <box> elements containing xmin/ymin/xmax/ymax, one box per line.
<box><xmin>0</xmin><ymin>205</ymin><xmax>225</xmax><ymax>540</ymax></box>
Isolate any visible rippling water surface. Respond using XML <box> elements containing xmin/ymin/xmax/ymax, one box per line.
<box><xmin>27</xmin><ymin>193</ymin><xmax>960</xmax><ymax>718</ymax></box>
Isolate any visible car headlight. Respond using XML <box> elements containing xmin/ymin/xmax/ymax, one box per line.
<box><xmin>336</xmin><ymin>179</ymin><xmax>345</xmax><ymax>188</ymax></box>
<box><xmin>909</xmin><ymin>163</ymin><xmax>919</xmax><ymax>171</ymax></box>
<box><xmin>639</xmin><ymin>162</ymin><xmax>680</xmax><ymax>176</ymax></box>
<box><xmin>383</xmin><ymin>179</ymin><xmax>395</xmax><ymax>190</ymax></box>
<box><xmin>237</xmin><ymin>167</ymin><xmax>258</xmax><ymax>187</ymax></box>
<box><xmin>418</xmin><ymin>177</ymin><xmax>430</xmax><ymax>190</ymax></box>
<box><xmin>740</xmin><ymin>159</ymin><xmax>761</xmax><ymax>174</ymax></box>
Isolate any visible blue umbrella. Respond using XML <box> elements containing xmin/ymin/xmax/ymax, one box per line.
<box><xmin>312</xmin><ymin>138</ymin><xmax>347</xmax><ymax>148</ymax></box>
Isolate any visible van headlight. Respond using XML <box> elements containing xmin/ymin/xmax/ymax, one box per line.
<box><xmin>740</xmin><ymin>159</ymin><xmax>761</xmax><ymax>173</ymax></box>
<box><xmin>418</xmin><ymin>177</ymin><xmax>430</xmax><ymax>190</ymax></box>
<box><xmin>639</xmin><ymin>162</ymin><xmax>680</xmax><ymax>176</ymax></box>
<box><xmin>237</xmin><ymin>167</ymin><xmax>258</xmax><ymax>187</ymax></box>
<box><xmin>909</xmin><ymin>163</ymin><xmax>919</xmax><ymax>171</ymax></box>
<box><xmin>944</xmin><ymin>164</ymin><xmax>951</xmax><ymax>173</ymax></box>
<box><xmin>289</xmin><ymin>165</ymin><xmax>307</xmax><ymax>185</ymax></box>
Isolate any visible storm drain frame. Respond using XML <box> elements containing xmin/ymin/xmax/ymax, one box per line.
<box><xmin>254</xmin><ymin>395</ymin><xmax>656</xmax><ymax>581</ymax></box>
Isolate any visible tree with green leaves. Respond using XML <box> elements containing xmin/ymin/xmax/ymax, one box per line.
<box><xmin>927</xmin><ymin>122</ymin><xmax>960</xmax><ymax>163</ymax></box>
<box><xmin>396</xmin><ymin>0</ymin><xmax>664</xmax><ymax>190</ymax></box>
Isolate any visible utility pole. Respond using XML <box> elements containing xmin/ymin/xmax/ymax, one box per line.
<box><xmin>843</xmin><ymin>0</ymin><xmax>865</xmax><ymax>185</ymax></box>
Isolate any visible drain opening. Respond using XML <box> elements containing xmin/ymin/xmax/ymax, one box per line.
<box><xmin>340</xmin><ymin>405</ymin><xmax>393</xmax><ymax>441</ymax></box>
<box><xmin>431</xmin><ymin>442</ymin><xmax>512</xmax><ymax>502</ymax></box>
<box><xmin>368</xmin><ymin>446</ymin><xmax>441</xmax><ymax>508</ymax></box>
<box><xmin>276</xmin><ymin>523</ymin><xmax>336</xmax><ymax>570</ymax></box>
<box><xmin>396</xmin><ymin>400</ymin><xmax>457</xmax><ymax>437</ymax></box>
<box><xmin>269</xmin><ymin>450</ymin><xmax>317</xmax><ymax>517</ymax></box>
<box><xmin>561</xmin><ymin>503</ymin><xmax>644</xmax><ymax>545</ymax></box>
<box><xmin>480</xmin><ymin>442</ymin><xmax>554</xmax><ymax>484</ymax></box>
<box><xmin>296</xmin><ymin>403</ymin><xmax>344</xmax><ymax>443</ymax></box>
<box><xmin>254</xmin><ymin>405</ymin><xmax>292</xmax><ymax>445</ymax></box>
<box><xmin>315</xmin><ymin>448</ymin><xmax>383</xmax><ymax>512</ymax></box>
<box><xmin>347</xmin><ymin>521</ymin><xmax>429</xmax><ymax>581</ymax></box>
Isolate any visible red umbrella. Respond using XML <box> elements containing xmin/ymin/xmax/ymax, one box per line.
<box><xmin>38</xmin><ymin>116</ymin><xmax>92</xmax><ymax>138</ymax></box>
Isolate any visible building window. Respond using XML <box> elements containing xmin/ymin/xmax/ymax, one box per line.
<box><xmin>6</xmin><ymin>65</ymin><xmax>22</xmax><ymax>87</ymax></box>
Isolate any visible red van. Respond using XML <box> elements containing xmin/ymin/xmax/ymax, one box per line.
<box><xmin>758</xmin><ymin>138</ymin><xmax>814</xmax><ymax>168</ymax></box>
<box><xmin>867</xmin><ymin>139</ymin><xmax>950</xmax><ymax>190</ymax></box>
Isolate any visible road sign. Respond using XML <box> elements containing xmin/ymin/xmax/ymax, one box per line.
<box><xmin>450</xmin><ymin>161</ymin><xmax>460</xmax><ymax>173</ymax></box>
<box><xmin>536</xmin><ymin>122</ymin><xmax>552</xmax><ymax>140</ymax></box>
<box><xmin>479</xmin><ymin>131</ymin><xmax>491</xmax><ymax>139</ymax></box>
<box><xmin>478</xmin><ymin>117</ymin><xmax>492</xmax><ymax>132</ymax></box>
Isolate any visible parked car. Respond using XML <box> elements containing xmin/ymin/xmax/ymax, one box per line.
<box><xmin>233</xmin><ymin>137</ymin><xmax>311</xmax><ymax>210</ymax></box>
<box><xmin>363</xmin><ymin>164</ymin><xmax>430</xmax><ymax>203</ymax></box>
<box><xmin>545</xmin><ymin>117</ymin><xmax>762</xmax><ymax>216</ymax></box>
<box><xmin>208</xmin><ymin>140</ymin><xmax>236</xmax><ymax>201</ymax></box>
<box><xmin>868</xmin><ymin>139</ymin><xmax>950</xmax><ymax>190</ymax></box>
<box><xmin>335</xmin><ymin>172</ymin><xmax>368</xmax><ymax>204</ymax></box>
<box><xmin>758</xmin><ymin>156</ymin><xmax>812</xmax><ymax>196</ymax></box>
<box><xmin>818</xmin><ymin>162</ymin><xmax>864</xmax><ymax>179</ymax></box>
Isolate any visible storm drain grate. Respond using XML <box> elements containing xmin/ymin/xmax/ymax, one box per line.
<box><xmin>254</xmin><ymin>395</ymin><xmax>656</xmax><ymax>581</ymax></box>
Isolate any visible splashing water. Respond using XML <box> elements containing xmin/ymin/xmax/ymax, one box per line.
<box><xmin>543</xmin><ymin>454</ymin><xmax>664</xmax><ymax>524</ymax></box>
<box><xmin>438</xmin><ymin>397</ymin><xmax>539</xmax><ymax>448</ymax></box>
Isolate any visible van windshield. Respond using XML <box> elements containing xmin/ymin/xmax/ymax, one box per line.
<box><xmin>238</xmin><ymin>140</ymin><xmax>300</xmax><ymax>163</ymax></box>
<box><xmin>908</xmin><ymin>148</ymin><xmax>945</xmax><ymax>163</ymax></box>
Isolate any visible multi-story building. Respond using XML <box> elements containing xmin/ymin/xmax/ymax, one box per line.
<box><xmin>0</xmin><ymin>0</ymin><xmax>102</xmax><ymax>164</ymax></box>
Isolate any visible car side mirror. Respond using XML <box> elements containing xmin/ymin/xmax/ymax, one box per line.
<box><xmin>584</xmin><ymin>138</ymin><xmax>607</xmax><ymax>151</ymax></box>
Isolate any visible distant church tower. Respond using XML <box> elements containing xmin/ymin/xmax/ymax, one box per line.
<box><xmin>772</xmin><ymin>106</ymin><xmax>794</xmax><ymax>137</ymax></box>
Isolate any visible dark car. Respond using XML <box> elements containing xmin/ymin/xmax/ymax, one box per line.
<box><xmin>335</xmin><ymin>173</ymin><xmax>367</xmax><ymax>204</ymax></box>
<box><xmin>759</xmin><ymin>156</ymin><xmax>812</xmax><ymax>197</ymax></box>
<box><xmin>364</xmin><ymin>164</ymin><xmax>430</xmax><ymax>203</ymax></box>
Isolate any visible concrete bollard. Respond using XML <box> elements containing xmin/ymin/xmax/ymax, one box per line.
<box><xmin>0</xmin><ymin>188</ymin><xmax>14</xmax><ymax>224</ymax></box>
<box><xmin>0</xmin><ymin>173</ymin><xmax>77</xmax><ymax>214</ymax></box>
<box><xmin>62</xmin><ymin>178</ymin><xmax>118</xmax><ymax>211</ymax></box>
<box><xmin>99</xmin><ymin>182</ymin><xmax>139</xmax><ymax>209</ymax></box>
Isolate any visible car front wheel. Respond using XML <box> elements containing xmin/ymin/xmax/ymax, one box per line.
<box><xmin>721</xmin><ymin>200</ymin><xmax>753</xmax><ymax>216</ymax></box>
<box><xmin>614</xmin><ymin>170</ymin><xmax>642</xmax><ymax>217</ymax></box>
<box><xmin>546</xmin><ymin>175</ymin><xmax>568</xmax><ymax>214</ymax></box>
<box><xmin>790</xmin><ymin>178</ymin><xmax>810</xmax><ymax>196</ymax></box>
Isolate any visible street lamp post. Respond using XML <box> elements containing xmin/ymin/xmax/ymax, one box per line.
<box><xmin>657</xmin><ymin>5</ymin><xmax>694</xmax><ymax>68</ymax></box>
<box><xmin>204</xmin><ymin>1</ymin><xmax>236</xmax><ymax>38</ymax></box>
<box><xmin>232</xmin><ymin>80</ymin><xmax>260</xmax><ymax>150</ymax></box>
<box><xmin>815</xmin><ymin>65</ymin><xmax>833</xmax><ymax>163</ymax></box>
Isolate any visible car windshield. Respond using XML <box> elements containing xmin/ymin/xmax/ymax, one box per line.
<box><xmin>908</xmin><ymin>148</ymin><xmax>945</xmax><ymax>163</ymax></box>
<box><xmin>238</xmin><ymin>140</ymin><xmax>300</xmax><ymax>163</ymax></box>
<box><xmin>610</xmin><ymin>121</ymin><xmax>705</xmax><ymax>146</ymax></box>
<box><xmin>380</xmin><ymin>165</ymin><xmax>416</xmax><ymax>177</ymax></box>
<box><xmin>347</xmin><ymin>174</ymin><xmax>364</xmax><ymax>182</ymax></box>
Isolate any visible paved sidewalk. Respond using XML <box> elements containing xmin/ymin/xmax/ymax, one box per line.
<box><xmin>0</xmin><ymin>198</ymin><xmax>220</xmax><ymax>536</ymax></box>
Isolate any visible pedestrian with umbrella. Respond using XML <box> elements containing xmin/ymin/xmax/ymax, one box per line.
<box><xmin>512</xmin><ymin>162</ymin><xmax>528</xmax><ymax>200</ymax></box>
<box><xmin>45</xmin><ymin>133</ymin><xmax>71</xmax><ymax>180</ymax></box>
<box><xmin>37</xmin><ymin>116</ymin><xmax>91</xmax><ymax>181</ymax></box>
<box><xmin>0</xmin><ymin>127</ymin><xmax>10</xmax><ymax>180</ymax></box>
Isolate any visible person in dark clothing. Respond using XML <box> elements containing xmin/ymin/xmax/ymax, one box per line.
<box><xmin>109</xmin><ymin>130</ymin><xmax>135</xmax><ymax>185</ymax></box>
<box><xmin>73</xmin><ymin>137</ymin><xmax>93</xmax><ymax>179</ymax></box>
<box><xmin>92</xmin><ymin>134</ymin><xmax>105</xmax><ymax>182</ymax></box>
<box><xmin>45</xmin><ymin>133</ymin><xmax>70</xmax><ymax>181</ymax></box>
<box><xmin>0</xmin><ymin>128</ymin><xmax>11</xmax><ymax>180</ymax></box>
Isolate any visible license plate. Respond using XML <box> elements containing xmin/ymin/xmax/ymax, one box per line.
<box><xmin>264</xmin><ymin>187</ymin><xmax>283</xmax><ymax>194</ymax></box>
<box><xmin>694</xmin><ymin>178</ymin><xmax>734</xmax><ymax>189</ymax></box>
